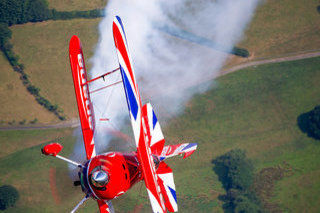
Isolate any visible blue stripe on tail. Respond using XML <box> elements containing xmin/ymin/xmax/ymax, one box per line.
<box><xmin>168</xmin><ymin>186</ymin><xmax>177</xmax><ymax>202</ymax></box>
<box><xmin>152</xmin><ymin>110</ymin><xmax>157</xmax><ymax>129</ymax></box>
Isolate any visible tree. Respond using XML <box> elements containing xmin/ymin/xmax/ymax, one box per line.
<box><xmin>233</xmin><ymin>194</ymin><xmax>261</xmax><ymax>213</ymax></box>
<box><xmin>0</xmin><ymin>185</ymin><xmax>19</xmax><ymax>210</ymax></box>
<box><xmin>0</xmin><ymin>23</ymin><xmax>11</xmax><ymax>48</ymax></box>
<box><xmin>232</xmin><ymin>47</ymin><xmax>250</xmax><ymax>58</ymax></box>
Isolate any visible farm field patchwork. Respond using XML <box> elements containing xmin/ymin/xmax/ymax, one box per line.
<box><xmin>226</xmin><ymin>0</ymin><xmax>320</xmax><ymax>66</ymax></box>
<box><xmin>1</xmin><ymin>57</ymin><xmax>319</xmax><ymax>212</ymax></box>
<box><xmin>164</xmin><ymin>56</ymin><xmax>320</xmax><ymax>212</ymax></box>
<box><xmin>47</xmin><ymin>0</ymin><xmax>107</xmax><ymax>12</ymax></box>
<box><xmin>10</xmin><ymin>18</ymin><xmax>101</xmax><ymax>121</ymax></box>
<box><xmin>0</xmin><ymin>52</ymin><xmax>58</xmax><ymax>124</ymax></box>
<box><xmin>1</xmin><ymin>0</ymin><xmax>319</xmax><ymax>124</ymax></box>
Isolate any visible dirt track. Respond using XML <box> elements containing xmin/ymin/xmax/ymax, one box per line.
<box><xmin>0</xmin><ymin>119</ymin><xmax>79</xmax><ymax>130</ymax></box>
<box><xmin>220</xmin><ymin>51</ymin><xmax>320</xmax><ymax>76</ymax></box>
<box><xmin>1</xmin><ymin>51</ymin><xmax>320</xmax><ymax>131</ymax></box>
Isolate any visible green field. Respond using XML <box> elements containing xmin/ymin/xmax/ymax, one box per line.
<box><xmin>10</xmin><ymin>18</ymin><xmax>101</xmax><ymax>121</ymax></box>
<box><xmin>227</xmin><ymin>0</ymin><xmax>320</xmax><ymax>66</ymax></box>
<box><xmin>47</xmin><ymin>0</ymin><xmax>107</xmax><ymax>12</ymax></box>
<box><xmin>1</xmin><ymin>0</ymin><xmax>320</xmax><ymax>212</ymax></box>
<box><xmin>163</xmin><ymin>57</ymin><xmax>320</xmax><ymax>212</ymax></box>
<box><xmin>1</xmin><ymin>57</ymin><xmax>319</xmax><ymax>212</ymax></box>
<box><xmin>0</xmin><ymin>52</ymin><xmax>58</xmax><ymax>124</ymax></box>
<box><xmin>1</xmin><ymin>0</ymin><xmax>319</xmax><ymax>123</ymax></box>
<box><xmin>245</xmin><ymin>0</ymin><xmax>320</xmax><ymax>57</ymax></box>
<box><xmin>0</xmin><ymin>128</ymin><xmax>72</xmax><ymax>158</ymax></box>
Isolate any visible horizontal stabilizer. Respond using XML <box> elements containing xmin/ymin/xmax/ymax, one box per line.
<box><xmin>160</xmin><ymin>143</ymin><xmax>197</xmax><ymax>160</ymax></box>
<box><xmin>157</xmin><ymin>162</ymin><xmax>178</xmax><ymax>212</ymax></box>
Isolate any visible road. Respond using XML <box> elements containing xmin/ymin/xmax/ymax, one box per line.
<box><xmin>220</xmin><ymin>51</ymin><xmax>320</xmax><ymax>76</ymax></box>
<box><xmin>0</xmin><ymin>119</ymin><xmax>79</xmax><ymax>130</ymax></box>
<box><xmin>1</xmin><ymin>51</ymin><xmax>319</xmax><ymax>130</ymax></box>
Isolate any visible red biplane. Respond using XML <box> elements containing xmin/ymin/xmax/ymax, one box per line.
<box><xmin>42</xmin><ymin>16</ymin><xmax>197</xmax><ymax>213</ymax></box>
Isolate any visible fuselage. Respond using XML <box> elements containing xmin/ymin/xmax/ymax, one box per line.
<box><xmin>79</xmin><ymin>152</ymin><xmax>142</xmax><ymax>200</ymax></box>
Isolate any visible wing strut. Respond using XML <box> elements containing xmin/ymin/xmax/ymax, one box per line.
<box><xmin>86</xmin><ymin>67</ymin><xmax>120</xmax><ymax>85</ymax></box>
<box><xmin>70</xmin><ymin>195</ymin><xmax>89</xmax><ymax>213</ymax></box>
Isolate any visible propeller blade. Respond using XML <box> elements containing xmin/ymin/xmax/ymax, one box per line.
<box><xmin>107</xmin><ymin>201</ymin><xmax>115</xmax><ymax>213</ymax></box>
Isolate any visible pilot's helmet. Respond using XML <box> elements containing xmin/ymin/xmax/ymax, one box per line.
<box><xmin>90</xmin><ymin>168</ymin><xmax>109</xmax><ymax>188</ymax></box>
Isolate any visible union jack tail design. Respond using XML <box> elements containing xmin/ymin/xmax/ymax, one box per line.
<box><xmin>157</xmin><ymin>162</ymin><xmax>178</xmax><ymax>212</ymax></box>
<box><xmin>142</xmin><ymin>103</ymin><xmax>165</xmax><ymax>156</ymax></box>
<box><xmin>69</xmin><ymin>35</ymin><xmax>96</xmax><ymax>160</ymax></box>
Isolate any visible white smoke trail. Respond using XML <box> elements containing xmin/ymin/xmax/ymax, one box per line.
<box><xmin>70</xmin><ymin>0</ymin><xmax>262</xmax><ymax>161</ymax></box>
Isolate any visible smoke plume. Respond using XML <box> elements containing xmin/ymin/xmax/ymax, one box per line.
<box><xmin>71</xmin><ymin>0</ymin><xmax>261</xmax><ymax>161</ymax></box>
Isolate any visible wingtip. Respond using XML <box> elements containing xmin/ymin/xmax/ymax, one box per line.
<box><xmin>69</xmin><ymin>35</ymin><xmax>82</xmax><ymax>54</ymax></box>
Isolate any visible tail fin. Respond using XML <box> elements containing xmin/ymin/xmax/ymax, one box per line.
<box><xmin>142</xmin><ymin>103</ymin><xmax>165</xmax><ymax>155</ymax></box>
<box><xmin>156</xmin><ymin>162</ymin><xmax>178</xmax><ymax>212</ymax></box>
<box><xmin>142</xmin><ymin>103</ymin><xmax>197</xmax><ymax>212</ymax></box>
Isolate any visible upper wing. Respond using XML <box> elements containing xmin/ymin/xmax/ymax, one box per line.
<box><xmin>113</xmin><ymin>16</ymin><xmax>166</xmax><ymax>213</ymax></box>
<box><xmin>69</xmin><ymin>35</ymin><xmax>96</xmax><ymax>160</ymax></box>
<box><xmin>112</xmin><ymin>16</ymin><xmax>142</xmax><ymax>147</ymax></box>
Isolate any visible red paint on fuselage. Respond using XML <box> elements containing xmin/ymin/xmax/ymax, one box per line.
<box><xmin>85</xmin><ymin>152</ymin><xmax>142</xmax><ymax>200</ymax></box>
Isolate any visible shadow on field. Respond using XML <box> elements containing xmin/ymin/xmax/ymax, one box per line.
<box><xmin>297</xmin><ymin>112</ymin><xmax>310</xmax><ymax>134</ymax></box>
<box><xmin>317</xmin><ymin>5</ymin><xmax>320</xmax><ymax>13</ymax></box>
<box><xmin>297</xmin><ymin>107</ymin><xmax>320</xmax><ymax>140</ymax></box>
<box><xmin>211</xmin><ymin>159</ymin><xmax>233</xmax><ymax>213</ymax></box>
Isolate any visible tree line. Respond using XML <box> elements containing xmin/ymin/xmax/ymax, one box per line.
<box><xmin>0</xmin><ymin>23</ymin><xmax>65</xmax><ymax>120</ymax></box>
<box><xmin>0</xmin><ymin>0</ymin><xmax>103</xmax><ymax>26</ymax></box>
<box><xmin>0</xmin><ymin>0</ymin><xmax>104</xmax><ymax>121</ymax></box>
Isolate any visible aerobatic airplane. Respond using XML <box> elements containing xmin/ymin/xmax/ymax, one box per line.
<box><xmin>41</xmin><ymin>16</ymin><xmax>197</xmax><ymax>213</ymax></box>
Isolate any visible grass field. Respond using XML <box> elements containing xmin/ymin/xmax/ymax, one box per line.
<box><xmin>1</xmin><ymin>57</ymin><xmax>319</xmax><ymax>212</ymax></box>
<box><xmin>0</xmin><ymin>52</ymin><xmax>58</xmax><ymax>124</ymax></box>
<box><xmin>1</xmin><ymin>0</ymin><xmax>320</xmax><ymax>212</ymax></box>
<box><xmin>10</xmin><ymin>18</ymin><xmax>101</xmax><ymax>121</ymax></box>
<box><xmin>1</xmin><ymin>0</ymin><xmax>318</xmax><ymax>124</ymax></box>
<box><xmin>0</xmin><ymin>128</ymin><xmax>85</xmax><ymax>213</ymax></box>
<box><xmin>47</xmin><ymin>0</ymin><xmax>107</xmax><ymax>11</ymax></box>
<box><xmin>227</xmin><ymin>0</ymin><xmax>320</xmax><ymax>65</ymax></box>
<box><xmin>163</xmin><ymin>56</ymin><xmax>320</xmax><ymax>212</ymax></box>
<box><xmin>0</xmin><ymin>128</ymin><xmax>72</xmax><ymax>158</ymax></box>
